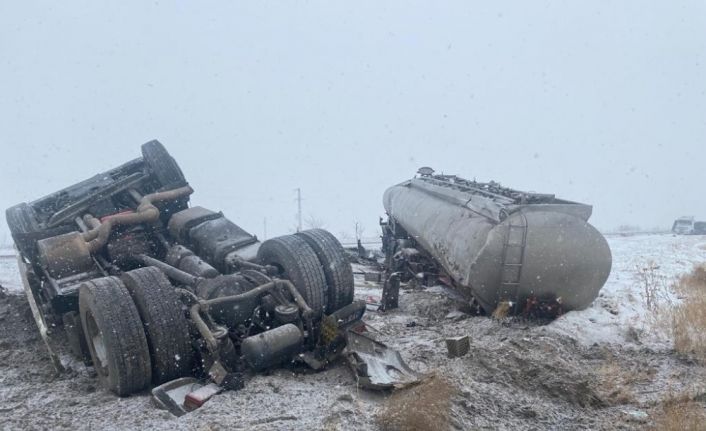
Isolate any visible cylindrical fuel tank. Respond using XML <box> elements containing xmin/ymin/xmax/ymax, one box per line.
<box><xmin>383</xmin><ymin>179</ymin><xmax>612</xmax><ymax>313</ymax></box>
<box><xmin>241</xmin><ymin>324</ymin><xmax>304</xmax><ymax>370</ymax></box>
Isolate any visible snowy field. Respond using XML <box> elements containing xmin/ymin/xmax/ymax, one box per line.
<box><xmin>550</xmin><ymin>234</ymin><xmax>706</xmax><ymax>348</ymax></box>
<box><xmin>0</xmin><ymin>247</ymin><xmax>19</xmax><ymax>292</ymax></box>
<box><xmin>1</xmin><ymin>233</ymin><xmax>705</xmax><ymax>430</ymax></box>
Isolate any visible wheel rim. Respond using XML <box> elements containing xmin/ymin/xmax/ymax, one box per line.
<box><xmin>85</xmin><ymin>311</ymin><xmax>108</xmax><ymax>376</ymax></box>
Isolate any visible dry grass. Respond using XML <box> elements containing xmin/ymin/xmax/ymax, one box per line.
<box><xmin>676</xmin><ymin>264</ymin><xmax>706</xmax><ymax>291</ymax></box>
<box><xmin>491</xmin><ymin>300</ymin><xmax>511</xmax><ymax>319</ymax></box>
<box><xmin>671</xmin><ymin>265</ymin><xmax>706</xmax><ymax>361</ymax></box>
<box><xmin>596</xmin><ymin>349</ymin><xmax>657</xmax><ymax>405</ymax></box>
<box><xmin>635</xmin><ymin>261</ymin><xmax>675</xmax><ymax>342</ymax></box>
<box><xmin>638</xmin><ymin>262</ymin><xmax>706</xmax><ymax>361</ymax></box>
<box><xmin>377</xmin><ymin>375</ymin><xmax>458</xmax><ymax>431</ymax></box>
<box><xmin>651</xmin><ymin>392</ymin><xmax>706</xmax><ymax>431</ymax></box>
<box><xmin>636</xmin><ymin>261</ymin><xmax>672</xmax><ymax>312</ymax></box>
<box><xmin>596</xmin><ymin>357</ymin><xmax>656</xmax><ymax>405</ymax></box>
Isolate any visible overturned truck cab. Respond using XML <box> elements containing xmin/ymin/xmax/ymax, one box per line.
<box><xmin>381</xmin><ymin>167</ymin><xmax>612</xmax><ymax>317</ymax></box>
<box><xmin>6</xmin><ymin>140</ymin><xmax>362</xmax><ymax>398</ymax></box>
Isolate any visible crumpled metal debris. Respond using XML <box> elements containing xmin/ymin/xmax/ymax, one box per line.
<box><xmin>151</xmin><ymin>377</ymin><xmax>223</xmax><ymax>416</ymax></box>
<box><xmin>345</xmin><ymin>330</ymin><xmax>422</xmax><ymax>390</ymax></box>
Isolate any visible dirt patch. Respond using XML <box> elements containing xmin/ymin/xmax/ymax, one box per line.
<box><xmin>377</xmin><ymin>375</ymin><xmax>458</xmax><ymax>431</ymax></box>
<box><xmin>596</xmin><ymin>358</ymin><xmax>656</xmax><ymax>405</ymax></box>
<box><xmin>469</xmin><ymin>335</ymin><xmax>605</xmax><ymax>408</ymax></box>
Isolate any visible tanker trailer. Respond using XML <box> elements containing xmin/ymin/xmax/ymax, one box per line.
<box><xmin>380</xmin><ymin>167</ymin><xmax>612</xmax><ymax>317</ymax></box>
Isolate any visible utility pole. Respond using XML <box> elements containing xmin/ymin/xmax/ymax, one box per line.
<box><xmin>296</xmin><ymin>188</ymin><xmax>302</xmax><ymax>232</ymax></box>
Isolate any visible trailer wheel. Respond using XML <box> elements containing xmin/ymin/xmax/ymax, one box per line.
<box><xmin>121</xmin><ymin>267</ymin><xmax>193</xmax><ymax>384</ymax></box>
<box><xmin>141</xmin><ymin>140</ymin><xmax>188</xmax><ymax>189</ymax></box>
<box><xmin>296</xmin><ymin>229</ymin><xmax>354</xmax><ymax>312</ymax></box>
<box><xmin>257</xmin><ymin>235</ymin><xmax>327</xmax><ymax>318</ymax></box>
<box><xmin>79</xmin><ymin>277</ymin><xmax>151</xmax><ymax>396</ymax></box>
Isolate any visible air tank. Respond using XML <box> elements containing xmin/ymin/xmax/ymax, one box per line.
<box><xmin>383</xmin><ymin>170</ymin><xmax>612</xmax><ymax>314</ymax></box>
<box><xmin>241</xmin><ymin>324</ymin><xmax>304</xmax><ymax>370</ymax></box>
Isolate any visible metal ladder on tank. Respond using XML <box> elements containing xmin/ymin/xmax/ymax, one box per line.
<box><xmin>499</xmin><ymin>211</ymin><xmax>528</xmax><ymax>314</ymax></box>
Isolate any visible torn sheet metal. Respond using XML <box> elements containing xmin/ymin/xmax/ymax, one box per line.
<box><xmin>345</xmin><ymin>330</ymin><xmax>421</xmax><ymax>390</ymax></box>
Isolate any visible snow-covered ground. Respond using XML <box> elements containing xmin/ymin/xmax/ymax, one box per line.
<box><xmin>550</xmin><ymin>233</ymin><xmax>706</xmax><ymax>348</ymax></box>
<box><xmin>1</xmin><ymin>234</ymin><xmax>705</xmax><ymax>430</ymax></box>
<box><xmin>0</xmin><ymin>246</ymin><xmax>19</xmax><ymax>292</ymax></box>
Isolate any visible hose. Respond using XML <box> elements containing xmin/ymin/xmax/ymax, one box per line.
<box><xmin>189</xmin><ymin>279</ymin><xmax>315</xmax><ymax>352</ymax></box>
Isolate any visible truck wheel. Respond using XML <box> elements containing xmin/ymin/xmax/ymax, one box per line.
<box><xmin>6</xmin><ymin>203</ymin><xmax>39</xmax><ymax>235</ymax></box>
<box><xmin>141</xmin><ymin>140</ymin><xmax>187</xmax><ymax>189</ymax></box>
<box><xmin>6</xmin><ymin>203</ymin><xmax>40</xmax><ymax>256</ymax></box>
<box><xmin>79</xmin><ymin>277</ymin><xmax>151</xmax><ymax>396</ymax></box>
<box><xmin>257</xmin><ymin>235</ymin><xmax>327</xmax><ymax>318</ymax></box>
<box><xmin>121</xmin><ymin>267</ymin><xmax>193</xmax><ymax>384</ymax></box>
<box><xmin>296</xmin><ymin>229</ymin><xmax>354</xmax><ymax>312</ymax></box>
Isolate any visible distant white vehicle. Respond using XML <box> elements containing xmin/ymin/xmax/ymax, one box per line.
<box><xmin>672</xmin><ymin>216</ymin><xmax>706</xmax><ymax>235</ymax></box>
<box><xmin>672</xmin><ymin>216</ymin><xmax>694</xmax><ymax>234</ymax></box>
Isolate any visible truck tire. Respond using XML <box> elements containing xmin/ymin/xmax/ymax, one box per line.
<box><xmin>296</xmin><ymin>229</ymin><xmax>354</xmax><ymax>312</ymax></box>
<box><xmin>121</xmin><ymin>267</ymin><xmax>193</xmax><ymax>384</ymax></box>
<box><xmin>79</xmin><ymin>277</ymin><xmax>151</xmax><ymax>396</ymax></box>
<box><xmin>141</xmin><ymin>140</ymin><xmax>187</xmax><ymax>189</ymax></box>
<box><xmin>257</xmin><ymin>235</ymin><xmax>327</xmax><ymax>318</ymax></box>
<box><xmin>6</xmin><ymin>203</ymin><xmax>39</xmax><ymax>235</ymax></box>
<box><xmin>6</xmin><ymin>203</ymin><xmax>40</xmax><ymax>256</ymax></box>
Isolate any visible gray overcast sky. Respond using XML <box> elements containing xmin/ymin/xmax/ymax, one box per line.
<box><xmin>1</xmin><ymin>1</ymin><xmax>705</xmax><ymax>243</ymax></box>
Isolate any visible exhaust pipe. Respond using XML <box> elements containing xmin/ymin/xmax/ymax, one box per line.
<box><xmin>82</xmin><ymin>186</ymin><xmax>193</xmax><ymax>252</ymax></box>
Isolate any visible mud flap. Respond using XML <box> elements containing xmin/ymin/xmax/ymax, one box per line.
<box><xmin>345</xmin><ymin>331</ymin><xmax>421</xmax><ymax>390</ymax></box>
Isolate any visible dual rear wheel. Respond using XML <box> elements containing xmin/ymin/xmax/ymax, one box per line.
<box><xmin>79</xmin><ymin>268</ymin><xmax>193</xmax><ymax>396</ymax></box>
<box><xmin>79</xmin><ymin>229</ymin><xmax>352</xmax><ymax>396</ymax></box>
<box><xmin>257</xmin><ymin>229</ymin><xmax>354</xmax><ymax>316</ymax></box>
